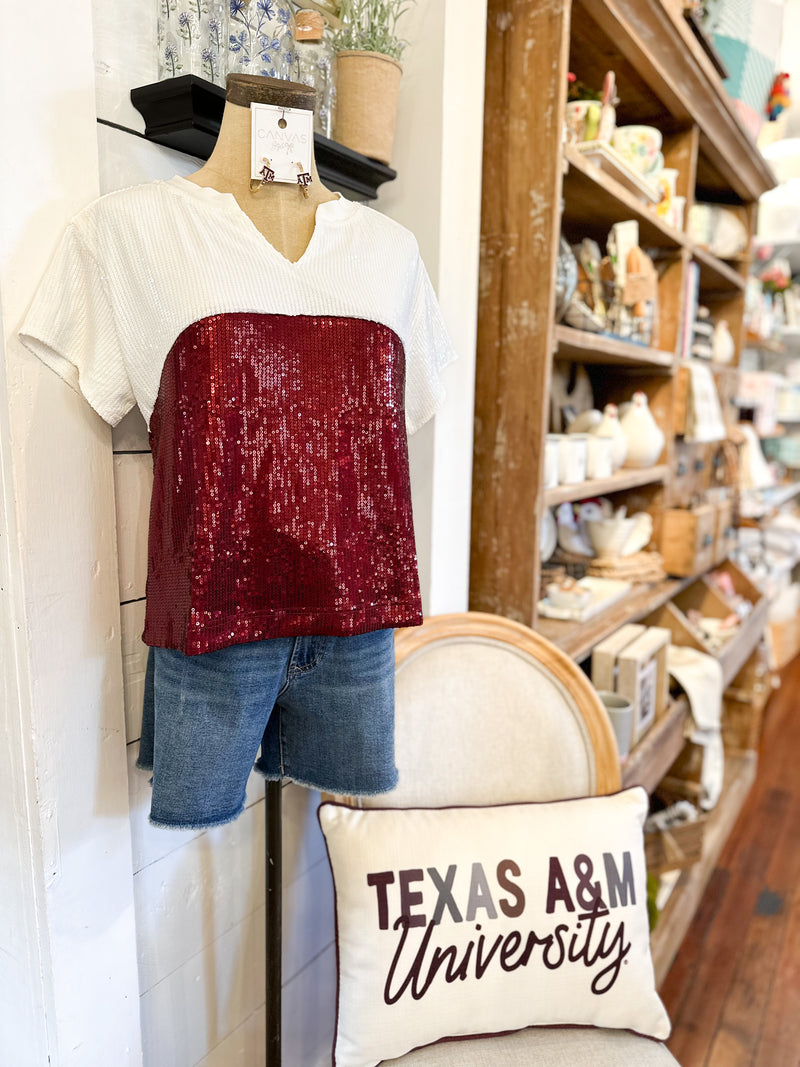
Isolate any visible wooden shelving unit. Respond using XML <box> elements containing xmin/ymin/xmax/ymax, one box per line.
<box><xmin>472</xmin><ymin>0</ymin><xmax>776</xmax><ymax>990</ymax></box>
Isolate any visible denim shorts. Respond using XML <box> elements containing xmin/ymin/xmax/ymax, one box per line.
<box><xmin>136</xmin><ymin>629</ymin><xmax>398</xmax><ymax>829</ymax></box>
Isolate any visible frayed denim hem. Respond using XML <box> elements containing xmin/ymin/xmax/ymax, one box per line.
<box><xmin>147</xmin><ymin>801</ymin><xmax>246</xmax><ymax>831</ymax></box>
<box><xmin>253</xmin><ymin>761</ymin><xmax>399</xmax><ymax>798</ymax></box>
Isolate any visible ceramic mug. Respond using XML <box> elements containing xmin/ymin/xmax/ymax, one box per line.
<box><xmin>596</xmin><ymin>690</ymin><xmax>634</xmax><ymax>758</ymax></box>
<box><xmin>612</xmin><ymin>124</ymin><xmax>663</xmax><ymax>175</ymax></box>
<box><xmin>544</xmin><ymin>435</ymin><xmax>561</xmax><ymax>489</ymax></box>
<box><xmin>655</xmin><ymin>167</ymin><xmax>679</xmax><ymax>201</ymax></box>
<box><xmin>586</xmin><ymin>435</ymin><xmax>614</xmax><ymax>479</ymax></box>
<box><xmin>670</xmin><ymin>195</ymin><xmax>686</xmax><ymax>231</ymax></box>
<box><xmin>565</xmin><ymin>100</ymin><xmax>601</xmax><ymax>143</ymax></box>
<box><xmin>558</xmin><ymin>434</ymin><xmax>588</xmax><ymax>485</ymax></box>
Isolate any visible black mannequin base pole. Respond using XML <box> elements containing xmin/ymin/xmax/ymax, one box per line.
<box><xmin>266</xmin><ymin>779</ymin><xmax>282</xmax><ymax>1065</ymax></box>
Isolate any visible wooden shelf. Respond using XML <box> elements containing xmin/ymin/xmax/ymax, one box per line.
<box><xmin>740</xmin><ymin>479</ymin><xmax>800</xmax><ymax>520</ymax></box>
<box><xmin>718</xmin><ymin>596</ymin><xmax>770</xmax><ymax>688</ymax></box>
<box><xmin>744</xmin><ymin>331</ymin><xmax>785</xmax><ymax>355</ymax></box>
<box><xmin>573</xmin><ymin>0</ymin><xmax>775</xmax><ymax>202</ymax></box>
<box><xmin>129</xmin><ymin>75</ymin><xmax>396</xmax><ymax>200</ymax></box>
<box><xmin>554</xmin><ymin>325</ymin><xmax>674</xmax><ymax>370</ymax></box>
<box><xmin>562</xmin><ymin>144</ymin><xmax>686</xmax><ymax>249</ymax></box>
<box><xmin>536</xmin><ymin>576</ymin><xmax>686</xmax><ymax>662</ymax></box>
<box><xmin>622</xmin><ymin>695</ymin><xmax>690</xmax><ymax>793</ymax></box>
<box><xmin>544</xmin><ymin>464</ymin><xmax>669</xmax><ymax>507</ymax></box>
<box><xmin>691</xmin><ymin>245</ymin><xmax>747</xmax><ymax>294</ymax></box>
<box><xmin>651</xmin><ymin>751</ymin><xmax>758</xmax><ymax>986</ymax></box>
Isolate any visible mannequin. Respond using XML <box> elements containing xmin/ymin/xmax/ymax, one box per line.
<box><xmin>187</xmin><ymin>73</ymin><xmax>339</xmax><ymax>263</ymax></box>
<box><xmin>20</xmin><ymin>72</ymin><xmax>456</xmax><ymax>1061</ymax></box>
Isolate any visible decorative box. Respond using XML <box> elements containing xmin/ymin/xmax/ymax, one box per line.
<box><xmin>591</xmin><ymin>624</ymin><xmax>671</xmax><ymax>748</ymax></box>
<box><xmin>659</xmin><ymin>504</ymin><xmax>716</xmax><ymax>576</ymax></box>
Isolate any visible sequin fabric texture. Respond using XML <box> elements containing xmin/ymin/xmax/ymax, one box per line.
<box><xmin>144</xmin><ymin>312</ymin><xmax>422</xmax><ymax>654</ymax></box>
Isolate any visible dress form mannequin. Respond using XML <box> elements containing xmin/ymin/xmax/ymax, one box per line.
<box><xmin>186</xmin><ymin>73</ymin><xmax>341</xmax><ymax>1064</ymax></box>
<box><xmin>187</xmin><ymin>73</ymin><xmax>339</xmax><ymax>263</ymax></box>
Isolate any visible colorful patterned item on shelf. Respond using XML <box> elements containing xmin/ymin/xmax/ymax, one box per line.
<box><xmin>158</xmin><ymin>0</ymin><xmax>229</xmax><ymax>85</ymax></box>
<box><xmin>611</xmin><ymin>125</ymin><xmax>663</xmax><ymax>176</ymax></box>
<box><xmin>228</xmin><ymin>0</ymin><xmax>298</xmax><ymax>80</ymax></box>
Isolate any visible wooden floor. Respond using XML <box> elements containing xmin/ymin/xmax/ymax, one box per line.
<box><xmin>661</xmin><ymin>654</ymin><xmax>800</xmax><ymax>1067</ymax></box>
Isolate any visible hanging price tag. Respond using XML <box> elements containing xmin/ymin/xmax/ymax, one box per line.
<box><xmin>250</xmin><ymin>102</ymin><xmax>314</xmax><ymax>185</ymax></box>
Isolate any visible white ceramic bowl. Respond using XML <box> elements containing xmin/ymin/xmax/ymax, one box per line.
<box><xmin>585</xmin><ymin>517</ymin><xmax>635</xmax><ymax>559</ymax></box>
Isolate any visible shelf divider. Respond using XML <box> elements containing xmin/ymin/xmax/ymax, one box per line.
<box><xmin>691</xmin><ymin>245</ymin><xmax>747</xmax><ymax>293</ymax></box>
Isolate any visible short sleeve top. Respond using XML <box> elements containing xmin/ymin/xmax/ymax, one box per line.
<box><xmin>20</xmin><ymin>178</ymin><xmax>457</xmax><ymax>654</ymax></box>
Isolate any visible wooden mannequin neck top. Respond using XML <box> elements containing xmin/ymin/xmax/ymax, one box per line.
<box><xmin>186</xmin><ymin>74</ymin><xmax>338</xmax><ymax>264</ymax></box>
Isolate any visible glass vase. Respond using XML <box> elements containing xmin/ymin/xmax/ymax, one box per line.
<box><xmin>157</xmin><ymin>0</ymin><xmax>229</xmax><ymax>86</ymax></box>
<box><xmin>228</xmin><ymin>0</ymin><xmax>299</xmax><ymax>80</ymax></box>
<box><xmin>295</xmin><ymin>10</ymin><xmax>337</xmax><ymax>138</ymax></box>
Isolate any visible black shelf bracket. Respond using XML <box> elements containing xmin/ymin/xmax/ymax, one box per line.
<box><xmin>130</xmin><ymin>74</ymin><xmax>397</xmax><ymax>200</ymax></box>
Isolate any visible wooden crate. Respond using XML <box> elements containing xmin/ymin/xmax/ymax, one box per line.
<box><xmin>645</xmin><ymin>815</ymin><xmax>707</xmax><ymax>874</ymax></box>
<box><xmin>722</xmin><ymin>644</ymin><xmax>772</xmax><ymax>751</ymax></box>
<box><xmin>708</xmin><ymin>558</ymin><xmax>762</xmax><ymax>606</ymax></box>
<box><xmin>660</xmin><ymin>504</ymin><xmax>716</xmax><ymax>576</ymax></box>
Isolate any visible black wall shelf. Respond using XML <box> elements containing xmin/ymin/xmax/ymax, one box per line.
<box><xmin>130</xmin><ymin>75</ymin><xmax>396</xmax><ymax>201</ymax></box>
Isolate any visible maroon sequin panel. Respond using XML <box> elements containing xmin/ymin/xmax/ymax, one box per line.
<box><xmin>143</xmin><ymin>313</ymin><xmax>423</xmax><ymax>654</ymax></box>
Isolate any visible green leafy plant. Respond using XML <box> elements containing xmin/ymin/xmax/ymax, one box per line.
<box><xmin>334</xmin><ymin>0</ymin><xmax>414</xmax><ymax>61</ymax></box>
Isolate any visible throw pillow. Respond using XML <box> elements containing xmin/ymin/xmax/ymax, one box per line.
<box><xmin>318</xmin><ymin>787</ymin><xmax>670</xmax><ymax>1067</ymax></box>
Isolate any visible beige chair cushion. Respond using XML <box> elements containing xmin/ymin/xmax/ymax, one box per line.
<box><xmin>363</xmin><ymin>636</ymin><xmax>598</xmax><ymax>809</ymax></box>
<box><xmin>380</xmin><ymin>1025</ymin><xmax>680</xmax><ymax>1066</ymax></box>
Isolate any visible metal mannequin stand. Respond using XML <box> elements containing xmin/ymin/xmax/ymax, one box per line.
<box><xmin>265</xmin><ymin>779</ymin><xmax>283</xmax><ymax>1065</ymax></box>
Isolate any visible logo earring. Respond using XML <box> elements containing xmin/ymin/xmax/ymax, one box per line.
<box><xmin>294</xmin><ymin>161</ymin><xmax>312</xmax><ymax>198</ymax></box>
<box><xmin>250</xmin><ymin>158</ymin><xmax>275</xmax><ymax>192</ymax></box>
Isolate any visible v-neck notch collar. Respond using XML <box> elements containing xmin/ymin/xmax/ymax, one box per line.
<box><xmin>164</xmin><ymin>174</ymin><xmax>357</xmax><ymax>267</ymax></box>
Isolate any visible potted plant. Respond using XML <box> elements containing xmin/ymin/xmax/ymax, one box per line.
<box><xmin>333</xmin><ymin>0</ymin><xmax>413</xmax><ymax>165</ymax></box>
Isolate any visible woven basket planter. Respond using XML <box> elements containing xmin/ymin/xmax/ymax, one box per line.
<box><xmin>334</xmin><ymin>50</ymin><xmax>402</xmax><ymax>165</ymax></box>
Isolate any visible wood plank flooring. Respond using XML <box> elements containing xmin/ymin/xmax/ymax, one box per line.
<box><xmin>661</xmin><ymin>655</ymin><xmax>800</xmax><ymax>1066</ymax></box>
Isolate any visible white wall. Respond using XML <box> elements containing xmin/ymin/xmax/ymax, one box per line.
<box><xmin>1</xmin><ymin>0</ymin><xmax>486</xmax><ymax>1062</ymax></box>
<box><xmin>0</xmin><ymin>3</ymin><xmax>142</xmax><ymax>1064</ymax></box>
<box><xmin>379</xmin><ymin>0</ymin><xmax>485</xmax><ymax>616</ymax></box>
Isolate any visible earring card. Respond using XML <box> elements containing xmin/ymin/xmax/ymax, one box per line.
<box><xmin>250</xmin><ymin>102</ymin><xmax>313</xmax><ymax>184</ymax></box>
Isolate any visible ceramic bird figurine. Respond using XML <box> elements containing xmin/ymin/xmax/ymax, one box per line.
<box><xmin>595</xmin><ymin>403</ymin><xmax>628</xmax><ymax>471</ymax></box>
<box><xmin>566</xmin><ymin>408</ymin><xmax>602</xmax><ymax>434</ymax></box>
<box><xmin>712</xmin><ymin>319</ymin><xmax>735</xmax><ymax>365</ymax></box>
<box><xmin>619</xmin><ymin>391</ymin><xmax>665</xmax><ymax>468</ymax></box>
<box><xmin>766</xmin><ymin>72</ymin><xmax>790</xmax><ymax>122</ymax></box>
<box><xmin>555</xmin><ymin>501</ymin><xmax>594</xmax><ymax>556</ymax></box>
